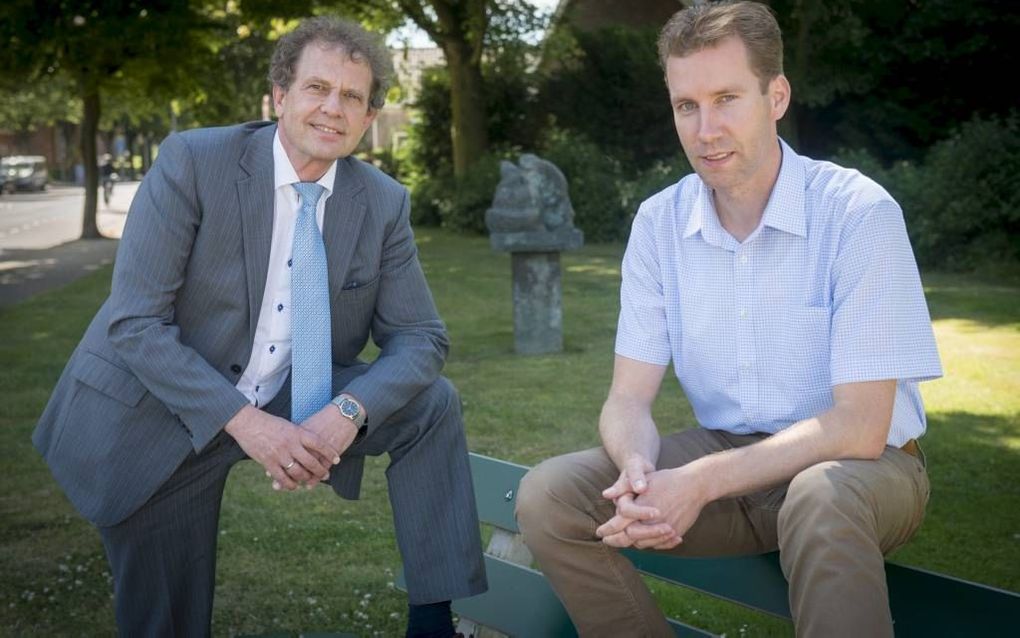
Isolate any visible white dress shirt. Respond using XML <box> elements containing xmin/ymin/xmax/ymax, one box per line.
<box><xmin>235</xmin><ymin>132</ymin><xmax>336</xmax><ymax>409</ymax></box>
<box><xmin>616</xmin><ymin>139</ymin><xmax>941</xmax><ymax>446</ymax></box>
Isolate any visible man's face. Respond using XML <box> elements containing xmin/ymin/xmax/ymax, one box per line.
<box><xmin>665</xmin><ymin>37</ymin><xmax>789</xmax><ymax>198</ymax></box>
<box><xmin>273</xmin><ymin>42</ymin><xmax>377</xmax><ymax>181</ymax></box>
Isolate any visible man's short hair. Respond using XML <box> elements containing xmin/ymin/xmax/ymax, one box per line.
<box><xmin>268</xmin><ymin>16</ymin><xmax>394</xmax><ymax>111</ymax></box>
<box><xmin>657</xmin><ymin>0</ymin><xmax>783</xmax><ymax>92</ymax></box>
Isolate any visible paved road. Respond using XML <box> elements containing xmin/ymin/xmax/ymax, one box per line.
<box><xmin>0</xmin><ymin>182</ymin><xmax>138</xmax><ymax>307</ymax></box>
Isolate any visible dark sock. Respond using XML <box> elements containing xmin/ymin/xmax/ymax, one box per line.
<box><xmin>405</xmin><ymin>600</ymin><xmax>454</xmax><ymax>638</ymax></box>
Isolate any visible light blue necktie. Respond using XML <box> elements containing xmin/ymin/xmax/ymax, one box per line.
<box><xmin>290</xmin><ymin>182</ymin><xmax>331</xmax><ymax>423</ymax></box>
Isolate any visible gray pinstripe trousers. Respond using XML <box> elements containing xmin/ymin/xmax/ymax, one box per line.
<box><xmin>98</xmin><ymin>372</ymin><xmax>486</xmax><ymax>637</ymax></box>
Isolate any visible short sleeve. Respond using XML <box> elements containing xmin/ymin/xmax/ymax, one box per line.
<box><xmin>615</xmin><ymin>208</ymin><xmax>672</xmax><ymax>365</ymax></box>
<box><xmin>829</xmin><ymin>200</ymin><xmax>942</xmax><ymax>385</ymax></box>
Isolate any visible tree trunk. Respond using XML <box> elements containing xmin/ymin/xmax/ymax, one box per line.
<box><xmin>80</xmin><ymin>86</ymin><xmax>102</xmax><ymax>239</ymax></box>
<box><xmin>59</xmin><ymin>122</ymin><xmax>77</xmax><ymax>182</ymax></box>
<box><xmin>444</xmin><ymin>40</ymin><xmax>489</xmax><ymax>177</ymax></box>
<box><xmin>124</xmin><ymin>128</ymin><xmax>134</xmax><ymax>180</ymax></box>
<box><xmin>142</xmin><ymin>132</ymin><xmax>152</xmax><ymax>174</ymax></box>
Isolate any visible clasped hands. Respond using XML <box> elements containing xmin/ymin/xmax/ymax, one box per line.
<box><xmin>224</xmin><ymin>403</ymin><xmax>360</xmax><ymax>492</ymax></box>
<box><xmin>596</xmin><ymin>454</ymin><xmax>707</xmax><ymax>550</ymax></box>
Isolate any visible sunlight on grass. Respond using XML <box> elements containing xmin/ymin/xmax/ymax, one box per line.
<box><xmin>923</xmin><ymin>318</ymin><xmax>1019</xmax><ymax>419</ymax></box>
<box><xmin>565</xmin><ymin>263</ymin><xmax>621</xmax><ymax>276</ymax></box>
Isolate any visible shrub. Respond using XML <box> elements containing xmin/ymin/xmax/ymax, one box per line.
<box><xmin>402</xmin><ymin>47</ymin><xmax>537</xmax><ymax>189</ymax></box>
<box><xmin>402</xmin><ymin>46</ymin><xmax>538</xmax><ymax>232</ymax></box>
<box><xmin>404</xmin><ymin>66</ymin><xmax>453</xmax><ymax>179</ymax></box>
<box><xmin>910</xmin><ymin>114</ymin><xmax>1019</xmax><ymax>269</ymax></box>
<box><xmin>409</xmin><ymin>163</ymin><xmax>450</xmax><ymax>229</ymax></box>
<box><xmin>539</xmin><ymin>128</ymin><xmax>627</xmax><ymax>242</ymax></box>
<box><xmin>620</xmin><ymin>155</ymin><xmax>693</xmax><ymax>215</ymax></box>
<box><xmin>834</xmin><ymin>113</ymin><xmax>1020</xmax><ymax>271</ymax></box>
<box><xmin>539</xmin><ymin>26</ymin><xmax>676</xmax><ymax>172</ymax></box>
<box><xmin>437</xmin><ymin>153</ymin><xmax>504</xmax><ymax>235</ymax></box>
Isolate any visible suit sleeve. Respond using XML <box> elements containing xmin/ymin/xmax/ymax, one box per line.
<box><xmin>106</xmin><ymin>133</ymin><xmax>249</xmax><ymax>452</ymax></box>
<box><xmin>342</xmin><ymin>187</ymin><xmax>449</xmax><ymax>433</ymax></box>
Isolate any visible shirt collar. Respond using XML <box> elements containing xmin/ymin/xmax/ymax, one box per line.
<box><xmin>684</xmin><ymin>180</ymin><xmax>727</xmax><ymax>247</ymax></box>
<box><xmin>683</xmin><ymin>137</ymin><xmax>806</xmax><ymax>242</ymax></box>
<box><xmin>272</xmin><ymin>130</ymin><xmax>336</xmax><ymax>198</ymax></box>
<box><xmin>760</xmin><ymin>138</ymin><xmax>806</xmax><ymax>237</ymax></box>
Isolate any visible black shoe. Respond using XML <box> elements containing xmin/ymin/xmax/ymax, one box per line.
<box><xmin>405</xmin><ymin>600</ymin><xmax>454</xmax><ymax>638</ymax></box>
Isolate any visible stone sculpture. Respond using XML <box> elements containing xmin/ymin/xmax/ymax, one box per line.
<box><xmin>485</xmin><ymin>154</ymin><xmax>584</xmax><ymax>354</ymax></box>
<box><xmin>486</xmin><ymin>154</ymin><xmax>583</xmax><ymax>252</ymax></box>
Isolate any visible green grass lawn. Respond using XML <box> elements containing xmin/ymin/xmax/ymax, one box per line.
<box><xmin>1</xmin><ymin>230</ymin><xmax>1017</xmax><ymax>636</ymax></box>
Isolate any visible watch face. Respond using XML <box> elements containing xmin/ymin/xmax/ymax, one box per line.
<box><xmin>339</xmin><ymin>398</ymin><xmax>359</xmax><ymax>419</ymax></box>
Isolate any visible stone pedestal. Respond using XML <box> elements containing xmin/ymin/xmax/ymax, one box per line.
<box><xmin>511</xmin><ymin>252</ymin><xmax>563</xmax><ymax>355</ymax></box>
<box><xmin>484</xmin><ymin>154</ymin><xmax>584</xmax><ymax>355</ymax></box>
<box><xmin>491</xmin><ymin>226</ymin><xmax>581</xmax><ymax>355</ymax></box>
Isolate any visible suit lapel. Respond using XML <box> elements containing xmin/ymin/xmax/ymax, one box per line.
<box><xmin>323</xmin><ymin>157</ymin><xmax>368</xmax><ymax>295</ymax></box>
<box><xmin>237</xmin><ymin>124</ymin><xmax>277</xmax><ymax>344</ymax></box>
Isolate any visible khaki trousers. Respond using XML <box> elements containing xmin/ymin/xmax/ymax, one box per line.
<box><xmin>515</xmin><ymin>428</ymin><xmax>929</xmax><ymax>638</ymax></box>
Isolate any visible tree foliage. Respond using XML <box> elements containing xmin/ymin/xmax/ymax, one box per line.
<box><xmin>377</xmin><ymin>0</ymin><xmax>549</xmax><ymax>176</ymax></box>
<box><xmin>0</xmin><ymin>0</ymin><xmax>402</xmax><ymax>236</ymax></box>
<box><xmin>838</xmin><ymin>114</ymin><xmax>1020</xmax><ymax>272</ymax></box>
<box><xmin>773</xmin><ymin>0</ymin><xmax>1020</xmax><ymax>162</ymax></box>
<box><xmin>0</xmin><ymin>0</ymin><xmax>214</xmax><ymax>237</ymax></box>
<box><xmin>538</xmin><ymin>25</ymin><xmax>674</xmax><ymax>172</ymax></box>
<box><xmin>0</xmin><ymin>75</ymin><xmax>82</xmax><ymax>132</ymax></box>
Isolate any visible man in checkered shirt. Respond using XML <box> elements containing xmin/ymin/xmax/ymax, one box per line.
<box><xmin>516</xmin><ymin>2</ymin><xmax>941</xmax><ymax>636</ymax></box>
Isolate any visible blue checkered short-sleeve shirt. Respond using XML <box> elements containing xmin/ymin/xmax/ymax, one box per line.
<box><xmin>616</xmin><ymin>140</ymin><xmax>942</xmax><ymax>446</ymax></box>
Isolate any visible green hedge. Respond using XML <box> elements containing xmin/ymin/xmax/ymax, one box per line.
<box><xmin>538</xmin><ymin>26</ymin><xmax>676</xmax><ymax>171</ymax></box>
<box><xmin>835</xmin><ymin>114</ymin><xmax>1019</xmax><ymax>272</ymax></box>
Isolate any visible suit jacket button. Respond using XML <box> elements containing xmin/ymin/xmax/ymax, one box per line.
<box><xmin>230</xmin><ymin>364</ymin><xmax>242</xmax><ymax>373</ymax></box>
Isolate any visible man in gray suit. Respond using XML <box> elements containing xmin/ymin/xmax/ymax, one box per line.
<box><xmin>33</xmin><ymin>16</ymin><xmax>485</xmax><ymax>637</ymax></box>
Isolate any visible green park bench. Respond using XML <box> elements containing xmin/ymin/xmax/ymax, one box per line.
<box><xmin>400</xmin><ymin>452</ymin><xmax>1020</xmax><ymax>637</ymax></box>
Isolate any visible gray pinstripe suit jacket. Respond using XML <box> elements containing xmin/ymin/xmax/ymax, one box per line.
<box><xmin>33</xmin><ymin>122</ymin><xmax>449</xmax><ymax>527</ymax></box>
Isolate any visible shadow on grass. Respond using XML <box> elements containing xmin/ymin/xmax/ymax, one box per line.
<box><xmin>923</xmin><ymin>273</ymin><xmax>1020</xmax><ymax>329</ymax></box>
<box><xmin>894</xmin><ymin>410</ymin><xmax>1020</xmax><ymax>591</ymax></box>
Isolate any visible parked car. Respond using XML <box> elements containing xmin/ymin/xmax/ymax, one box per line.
<box><xmin>0</xmin><ymin>155</ymin><xmax>48</xmax><ymax>192</ymax></box>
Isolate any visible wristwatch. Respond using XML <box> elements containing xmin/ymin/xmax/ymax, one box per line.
<box><xmin>331</xmin><ymin>394</ymin><xmax>368</xmax><ymax>443</ymax></box>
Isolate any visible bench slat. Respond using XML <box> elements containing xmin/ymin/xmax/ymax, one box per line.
<box><xmin>470</xmin><ymin>453</ymin><xmax>529</xmax><ymax>533</ymax></box>
<box><xmin>452</xmin><ymin>554</ymin><xmax>578</xmax><ymax>637</ymax></box>
<box><xmin>451</xmin><ymin>555</ymin><xmax>719</xmax><ymax>638</ymax></box>
<box><xmin>623</xmin><ymin>550</ymin><xmax>792</xmax><ymax>619</ymax></box>
<box><xmin>399</xmin><ymin>555</ymin><xmax>717</xmax><ymax>637</ymax></box>
<box><xmin>885</xmin><ymin>562</ymin><xmax>1020</xmax><ymax>636</ymax></box>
